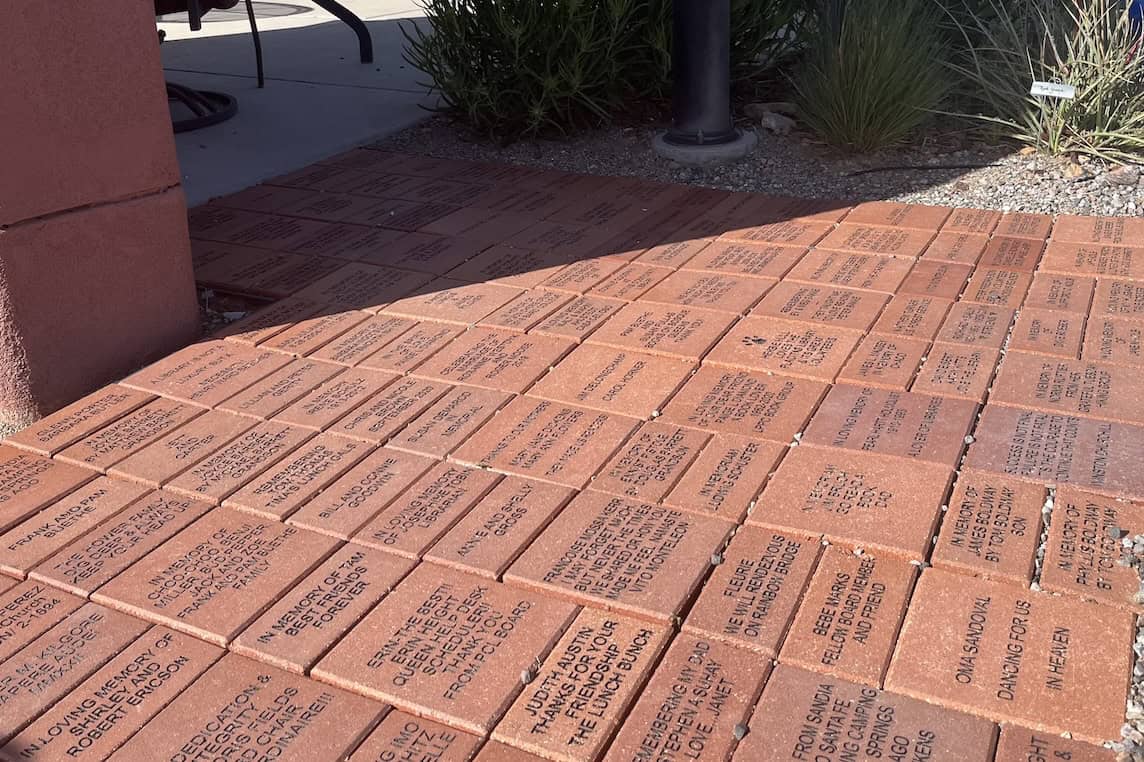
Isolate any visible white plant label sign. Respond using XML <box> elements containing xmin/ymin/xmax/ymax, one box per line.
<box><xmin>1030</xmin><ymin>81</ymin><xmax>1077</xmax><ymax>99</ymax></box>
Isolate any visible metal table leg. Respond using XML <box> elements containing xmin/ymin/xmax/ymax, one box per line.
<box><xmin>311</xmin><ymin>0</ymin><xmax>373</xmax><ymax>63</ymax></box>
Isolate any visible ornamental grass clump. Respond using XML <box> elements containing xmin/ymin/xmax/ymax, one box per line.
<box><xmin>945</xmin><ymin>0</ymin><xmax>1144</xmax><ymax>162</ymax></box>
<box><xmin>790</xmin><ymin>0</ymin><xmax>952</xmax><ymax>153</ymax></box>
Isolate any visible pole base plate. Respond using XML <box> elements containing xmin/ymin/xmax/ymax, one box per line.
<box><xmin>653</xmin><ymin>129</ymin><xmax>757</xmax><ymax>166</ymax></box>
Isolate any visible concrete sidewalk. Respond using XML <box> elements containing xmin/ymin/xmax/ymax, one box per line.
<box><xmin>161</xmin><ymin>0</ymin><xmax>432</xmax><ymax>205</ymax></box>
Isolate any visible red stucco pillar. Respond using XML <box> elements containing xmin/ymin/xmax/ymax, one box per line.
<box><xmin>0</xmin><ymin>2</ymin><xmax>199</xmax><ymax>432</ymax></box>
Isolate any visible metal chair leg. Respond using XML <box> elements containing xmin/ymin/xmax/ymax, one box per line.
<box><xmin>311</xmin><ymin>0</ymin><xmax>373</xmax><ymax>63</ymax></box>
<box><xmin>244</xmin><ymin>0</ymin><xmax>265</xmax><ymax>88</ymax></box>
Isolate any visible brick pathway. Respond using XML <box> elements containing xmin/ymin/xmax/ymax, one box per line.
<box><xmin>2</xmin><ymin>147</ymin><xmax>1142</xmax><ymax>761</ymax></box>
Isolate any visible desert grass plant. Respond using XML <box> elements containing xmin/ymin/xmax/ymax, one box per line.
<box><xmin>945</xmin><ymin>0</ymin><xmax>1144</xmax><ymax>162</ymax></box>
<box><xmin>402</xmin><ymin>0</ymin><xmax>648</xmax><ymax>140</ymax></box>
<box><xmin>791</xmin><ymin>0</ymin><xmax>952</xmax><ymax>153</ymax></box>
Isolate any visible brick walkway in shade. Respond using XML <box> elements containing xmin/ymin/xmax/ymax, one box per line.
<box><xmin>3</xmin><ymin>147</ymin><xmax>1143</xmax><ymax>761</ymax></box>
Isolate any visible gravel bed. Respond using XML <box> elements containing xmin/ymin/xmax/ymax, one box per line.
<box><xmin>377</xmin><ymin>117</ymin><xmax>1144</xmax><ymax>217</ymax></box>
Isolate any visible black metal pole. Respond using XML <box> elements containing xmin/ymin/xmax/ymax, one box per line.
<box><xmin>665</xmin><ymin>0</ymin><xmax>737</xmax><ymax>146</ymax></box>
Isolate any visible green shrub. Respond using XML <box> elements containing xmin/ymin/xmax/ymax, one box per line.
<box><xmin>403</xmin><ymin>0</ymin><xmax>649</xmax><ymax>140</ymax></box>
<box><xmin>944</xmin><ymin>0</ymin><xmax>1144</xmax><ymax>162</ymax></box>
<box><xmin>791</xmin><ymin>0</ymin><xmax>951</xmax><ymax>153</ymax></box>
<box><xmin>403</xmin><ymin>0</ymin><xmax>804</xmax><ymax>140</ymax></box>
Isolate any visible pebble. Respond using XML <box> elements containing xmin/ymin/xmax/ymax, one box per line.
<box><xmin>378</xmin><ymin>119</ymin><xmax>1144</xmax><ymax>217</ymax></box>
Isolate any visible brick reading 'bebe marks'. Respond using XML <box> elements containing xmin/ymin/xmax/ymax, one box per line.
<box><xmin>732</xmin><ymin>664</ymin><xmax>997</xmax><ymax>762</ymax></box>
<box><xmin>991</xmin><ymin>354</ymin><xmax>1144</xmax><ymax>424</ymax></box>
<box><xmin>0</xmin><ymin>603</ymin><xmax>149</xmax><ymax>744</ymax></box>
<box><xmin>0</xmin><ymin>477</ymin><xmax>148</xmax><ymax>577</ymax></box>
<box><xmin>664</xmin><ymin>435</ymin><xmax>784</xmax><ymax>522</ymax></box>
<box><xmin>387</xmin><ymin>385</ymin><xmax>512</xmax><ymax>457</ymax></box>
<box><xmin>412</xmin><ymin>327</ymin><xmax>574</xmax><ymax>393</ymax></box>
<box><xmin>493</xmin><ymin>608</ymin><xmax>669</xmax><ymax>762</ymax></box>
<box><xmin>886</xmin><ymin>568</ymin><xmax>1132</xmax><ymax>743</ymax></box>
<box><xmin>425</xmin><ymin>477</ymin><xmax>572</xmax><ymax>579</ymax></box>
<box><xmin>165</xmin><ymin>420</ymin><xmax>313</xmax><ymax>504</ymax></box>
<box><xmin>528</xmin><ymin>344</ymin><xmax>694</xmax><ymax>418</ymax></box>
<box><xmin>348</xmin><ymin>711</ymin><xmax>483</xmax><ymax>762</ymax></box>
<box><xmin>658</xmin><ymin>366</ymin><xmax>827</xmax><ymax>443</ymax></box>
<box><xmin>932</xmin><ymin>472</ymin><xmax>1045</xmax><ymax>586</ymax></box>
<box><xmin>751</xmin><ymin>447</ymin><xmax>953</xmax><ymax>561</ymax></box>
<box><xmin>0</xmin><ymin>581</ymin><xmax>82</xmax><ymax>663</ymax></box>
<box><xmin>106</xmin><ymin>408</ymin><xmax>255</xmax><ymax>488</ymax></box>
<box><xmin>707</xmin><ymin>316</ymin><xmax>863</xmax><ymax>382</ymax></box>
<box><xmin>93</xmin><ymin>510</ymin><xmax>337</xmax><ymax>645</ymax></box>
<box><xmin>801</xmin><ymin>385</ymin><xmax>978</xmax><ymax>468</ymax></box>
<box><xmin>0</xmin><ymin>626</ymin><xmax>220</xmax><ymax>761</ymax></box>
<box><xmin>55</xmin><ymin>398</ymin><xmax>204</xmax><ymax>472</ymax></box>
<box><xmin>109</xmin><ymin>653</ymin><xmax>382</xmax><ymax>762</ymax></box>
<box><xmin>224</xmin><ymin>434</ymin><xmax>371</xmax><ymax>520</ymax></box>
<box><xmin>453</xmin><ymin>396</ymin><xmax>638</xmax><ymax>489</ymax></box>
<box><xmin>506</xmin><ymin>491</ymin><xmax>734</xmax><ymax>622</ymax></box>
<box><xmin>607</xmin><ymin>634</ymin><xmax>771</xmax><ymax>762</ymax></box>
<box><xmin>353</xmin><ymin>463</ymin><xmax>501</xmax><ymax>559</ymax></box>
<box><xmin>312</xmin><ymin>565</ymin><xmax>578</xmax><ymax>735</ymax></box>
<box><xmin>963</xmin><ymin>406</ymin><xmax>1144</xmax><ymax>499</ymax></box>
<box><xmin>993</xmin><ymin>725</ymin><xmax>1116</xmax><ymax>762</ymax></box>
<box><xmin>121</xmin><ymin>340</ymin><xmax>290</xmax><ymax>408</ymax></box>
<box><xmin>5</xmin><ymin>385</ymin><xmax>152</xmax><ymax>456</ymax></box>
<box><xmin>232</xmin><ymin>544</ymin><xmax>413</xmax><ymax>674</ymax></box>
<box><xmin>30</xmin><ymin>492</ymin><xmax>213</xmax><ymax>597</ymax></box>
<box><xmin>683</xmin><ymin>526</ymin><xmax>820</xmax><ymax>657</ymax></box>
<box><xmin>780</xmin><ymin>548</ymin><xmax>916</xmax><ymax>686</ymax></box>
<box><xmin>587</xmin><ymin>302</ymin><xmax>736</xmax><ymax>360</ymax></box>
<box><xmin>1042</xmin><ymin>486</ymin><xmax>1144</xmax><ymax>612</ymax></box>
<box><xmin>591</xmin><ymin>422</ymin><xmax>708</xmax><ymax>502</ymax></box>
<box><xmin>0</xmin><ymin>446</ymin><xmax>93</xmax><ymax>534</ymax></box>
<box><xmin>287</xmin><ymin>447</ymin><xmax>436</xmax><ymax>540</ymax></box>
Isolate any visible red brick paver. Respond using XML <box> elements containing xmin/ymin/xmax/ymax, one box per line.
<box><xmin>4</xmin><ymin>152</ymin><xmax>1143</xmax><ymax>758</ymax></box>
